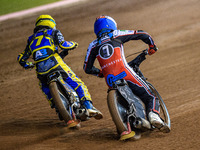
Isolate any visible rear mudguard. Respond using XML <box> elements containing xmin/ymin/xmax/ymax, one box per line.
<box><xmin>48</xmin><ymin>71</ymin><xmax>79</xmax><ymax>103</ymax></box>
<box><xmin>113</xmin><ymin>79</ymin><xmax>146</xmax><ymax>120</ymax></box>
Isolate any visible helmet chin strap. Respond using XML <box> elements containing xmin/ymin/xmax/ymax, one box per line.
<box><xmin>97</xmin><ymin>29</ymin><xmax>112</xmax><ymax>37</ymax></box>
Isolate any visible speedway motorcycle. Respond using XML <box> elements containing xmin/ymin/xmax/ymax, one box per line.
<box><xmin>107</xmin><ymin>49</ymin><xmax>171</xmax><ymax>140</ymax></box>
<box><xmin>47</xmin><ymin>71</ymin><xmax>89</xmax><ymax>128</ymax></box>
<box><xmin>29</xmin><ymin>64</ymin><xmax>89</xmax><ymax>128</ymax></box>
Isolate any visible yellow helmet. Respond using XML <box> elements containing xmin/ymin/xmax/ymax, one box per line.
<box><xmin>35</xmin><ymin>15</ymin><xmax>56</xmax><ymax>29</ymax></box>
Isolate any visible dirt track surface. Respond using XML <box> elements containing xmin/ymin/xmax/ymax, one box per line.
<box><xmin>0</xmin><ymin>0</ymin><xmax>200</xmax><ymax>149</ymax></box>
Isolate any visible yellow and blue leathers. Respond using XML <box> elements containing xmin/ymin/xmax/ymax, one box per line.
<box><xmin>18</xmin><ymin>27</ymin><xmax>92</xmax><ymax>105</ymax></box>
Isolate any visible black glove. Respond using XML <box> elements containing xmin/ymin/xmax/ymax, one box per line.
<box><xmin>97</xmin><ymin>69</ymin><xmax>104</xmax><ymax>78</ymax></box>
<box><xmin>68</xmin><ymin>42</ymin><xmax>79</xmax><ymax>51</ymax></box>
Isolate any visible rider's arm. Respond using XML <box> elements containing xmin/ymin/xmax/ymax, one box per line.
<box><xmin>84</xmin><ymin>42</ymin><xmax>102</xmax><ymax>77</ymax></box>
<box><xmin>17</xmin><ymin>41</ymin><xmax>32</xmax><ymax>69</ymax></box>
<box><xmin>54</xmin><ymin>30</ymin><xmax>78</xmax><ymax>58</ymax></box>
<box><xmin>114</xmin><ymin>30</ymin><xmax>157</xmax><ymax>55</ymax></box>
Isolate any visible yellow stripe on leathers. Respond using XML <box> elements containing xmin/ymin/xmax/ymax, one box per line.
<box><xmin>54</xmin><ymin>53</ymin><xmax>92</xmax><ymax>101</ymax></box>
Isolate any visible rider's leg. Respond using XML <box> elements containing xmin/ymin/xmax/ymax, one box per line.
<box><xmin>63</xmin><ymin>72</ymin><xmax>103</xmax><ymax>120</ymax></box>
<box><xmin>39</xmin><ymin>82</ymin><xmax>54</xmax><ymax>108</ymax></box>
<box><xmin>124</xmin><ymin>66</ymin><xmax>167</xmax><ymax>127</ymax></box>
<box><xmin>57</xmin><ymin>56</ymin><xmax>103</xmax><ymax>119</ymax></box>
<box><xmin>127</xmin><ymin>80</ymin><xmax>167</xmax><ymax>130</ymax></box>
<box><xmin>82</xmin><ymin>99</ymin><xmax>103</xmax><ymax>120</ymax></box>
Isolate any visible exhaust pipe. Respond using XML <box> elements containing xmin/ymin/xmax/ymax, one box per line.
<box><xmin>134</xmin><ymin>118</ymin><xmax>151</xmax><ymax>129</ymax></box>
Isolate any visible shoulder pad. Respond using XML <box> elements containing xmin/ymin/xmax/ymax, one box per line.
<box><xmin>113</xmin><ymin>30</ymin><xmax>135</xmax><ymax>37</ymax></box>
<box><xmin>88</xmin><ymin>39</ymin><xmax>98</xmax><ymax>50</ymax></box>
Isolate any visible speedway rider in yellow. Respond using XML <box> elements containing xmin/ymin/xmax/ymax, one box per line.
<box><xmin>17</xmin><ymin>15</ymin><xmax>103</xmax><ymax>124</ymax></box>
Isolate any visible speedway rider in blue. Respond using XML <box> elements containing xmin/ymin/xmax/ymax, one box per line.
<box><xmin>17</xmin><ymin>15</ymin><xmax>103</xmax><ymax>125</ymax></box>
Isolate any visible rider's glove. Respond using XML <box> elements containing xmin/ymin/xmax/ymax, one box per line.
<box><xmin>60</xmin><ymin>41</ymin><xmax>78</xmax><ymax>51</ymax></box>
<box><xmin>97</xmin><ymin>69</ymin><xmax>104</xmax><ymax>78</ymax></box>
<box><xmin>24</xmin><ymin>61</ymin><xmax>34</xmax><ymax>69</ymax></box>
<box><xmin>148</xmin><ymin>44</ymin><xmax>158</xmax><ymax>55</ymax></box>
<box><xmin>74</xmin><ymin>42</ymin><xmax>78</xmax><ymax>48</ymax></box>
<box><xmin>59</xmin><ymin>42</ymin><xmax>78</xmax><ymax>58</ymax></box>
<box><xmin>68</xmin><ymin>41</ymin><xmax>78</xmax><ymax>50</ymax></box>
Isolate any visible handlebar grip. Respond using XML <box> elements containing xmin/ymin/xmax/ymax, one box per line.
<box><xmin>143</xmin><ymin>49</ymin><xmax>148</xmax><ymax>55</ymax></box>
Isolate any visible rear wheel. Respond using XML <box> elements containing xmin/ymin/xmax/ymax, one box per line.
<box><xmin>107</xmin><ymin>90</ymin><xmax>128</xmax><ymax>134</ymax></box>
<box><xmin>147</xmin><ymin>82</ymin><xmax>171</xmax><ymax>132</ymax></box>
<box><xmin>49</xmin><ymin>82</ymin><xmax>72</xmax><ymax>123</ymax></box>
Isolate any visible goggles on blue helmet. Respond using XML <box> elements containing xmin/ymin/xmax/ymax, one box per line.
<box><xmin>94</xmin><ymin>15</ymin><xmax>117</xmax><ymax>37</ymax></box>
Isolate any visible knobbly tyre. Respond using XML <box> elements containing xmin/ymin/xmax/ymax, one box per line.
<box><xmin>107</xmin><ymin>49</ymin><xmax>171</xmax><ymax>141</ymax></box>
<box><xmin>28</xmin><ymin>64</ymin><xmax>90</xmax><ymax>129</ymax></box>
<box><xmin>48</xmin><ymin>71</ymin><xmax>91</xmax><ymax>128</ymax></box>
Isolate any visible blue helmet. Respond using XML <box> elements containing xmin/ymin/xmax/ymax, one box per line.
<box><xmin>94</xmin><ymin>15</ymin><xmax>117</xmax><ymax>37</ymax></box>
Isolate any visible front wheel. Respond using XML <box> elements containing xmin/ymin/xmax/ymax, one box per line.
<box><xmin>49</xmin><ymin>81</ymin><xmax>72</xmax><ymax>123</ymax></box>
<box><xmin>147</xmin><ymin>81</ymin><xmax>171</xmax><ymax>132</ymax></box>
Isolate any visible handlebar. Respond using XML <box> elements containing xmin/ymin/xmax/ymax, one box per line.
<box><xmin>128</xmin><ymin>49</ymin><xmax>148</xmax><ymax>81</ymax></box>
<box><xmin>126</xmin><ymin>49</ymin><xmax>148</xmax><ymax>58</ymax></box>
<box><xmin>128</xmin><ymin>49</ymin><xmax>148</xmax><ymax>68</ymax></box>
<box><xmin>25</xmin><ymin>62</ymin><xmax>35</xmax><ymax>70</ymax></box>
<box><xmin>29</xmin><ymin>63</ymin><xmax>35</xmax><ymax>68</ymax></box>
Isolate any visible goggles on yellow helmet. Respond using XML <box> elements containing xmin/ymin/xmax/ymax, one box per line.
<box><xmin>35</xmin><ymin>15</ymin><xmax>56</xmax><ymax>29</ymax></box>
